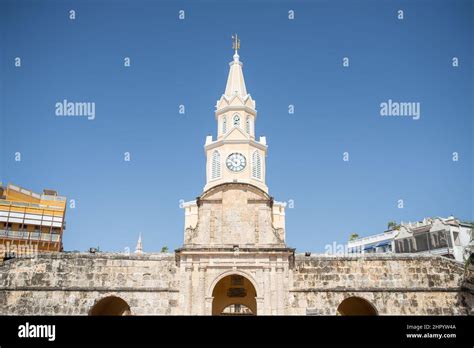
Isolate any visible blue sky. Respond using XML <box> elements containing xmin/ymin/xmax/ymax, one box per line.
<box><xmin>0</xmin><ymin>0</ymin><xmax>472</xmax><ymax>253</ymax></box>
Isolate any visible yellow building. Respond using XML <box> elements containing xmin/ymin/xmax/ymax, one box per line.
<box><xmin>0</xmin><ymin>183</ymin><xmax>66</xmax><ymax>255</ymax></box>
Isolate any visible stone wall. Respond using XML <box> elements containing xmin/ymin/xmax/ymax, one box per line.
<box><xmin>289</xmin><ymin>254</ymin><xmax>473</xmax><ymax>315</ymax></box>
<box><xmin>0</xmin><ymin>252</ymin><xmax>179</xmax><ymax>315</ymax></box>
<box><xmin>0</xmin><ymin>252</ymin><xmax>472</xmax><ymax>315</ymax></box>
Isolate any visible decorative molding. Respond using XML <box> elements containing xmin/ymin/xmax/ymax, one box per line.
<box><xmin>289</xmin><ymin>287</ymin><xmax>467</xmax><ymax>293</ymax></box>
<box><xmin>215</xmin><ymin>106</ymin><xmax>257</xmax><ymax>118</ymax></box>
<box><xmin>0</xmin><ymin>286</ymin><xmax>179</xmax><ymax>292</ymax></box>
<box><xmin>204</xmin><ymin>138</ymin><xmax>267</xmax><ymax>152</ymax></box>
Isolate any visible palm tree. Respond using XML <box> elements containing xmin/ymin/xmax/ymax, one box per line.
<box><xmin>387</xmin><ymin>221</ymin><xmax>399</xmax><ymax>230</ymax></box>
<box><xmin>349</xmin><ymin>233</ymin><xmax>359</xmax><ymax>241</ymax></box>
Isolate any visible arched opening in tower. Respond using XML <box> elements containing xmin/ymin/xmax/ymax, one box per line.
<box><xmin>89</xmin><ymin>296</ymin><xmax>132</xmax><ymax>316</ymax></box>
<box><xmin>211</xmin><ymin>274</ymin><xmax>257</xmax><ymax>315</ymax></box>
<box><xmin>336</xmin><ymin>296</ymin><xmax>378</xmax><ymax>316</ymax></box>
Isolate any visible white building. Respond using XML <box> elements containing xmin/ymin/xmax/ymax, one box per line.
<box><xmin>394</xmin><ymin>217</ymin><xmax>472</xmax><ymax>263</ymax></box>
<box><xmin>347</xmin><ymin>217</ymin><xmax>472</xmax><ymax>263</ymax></box>
<box><xmin>348</xmin><ymin>230</ymin><xmax>398</xmax><ymax>254</ymax></box>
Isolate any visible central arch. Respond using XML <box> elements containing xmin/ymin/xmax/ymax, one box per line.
<box><xmin>336</xmin><ymin>296</ymin><xmax>378</xmax><ymax>316</ymax></box>
<box><xmin>89</xmin><ymin>296</ymin><xmax>131</xmax><ymax>316</ymax></box>
<box><xmin>211</xmin><ymin>273</ymin><xmax>257</xmax><ymax>316</ymax></box>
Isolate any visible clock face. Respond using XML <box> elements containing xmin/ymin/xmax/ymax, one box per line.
<box><xmin>226</xmin><ymin>153</ymin><xmax>246</xmax><ymax>172</ymax></box>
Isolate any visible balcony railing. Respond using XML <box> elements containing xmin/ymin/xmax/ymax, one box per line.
<box><xmin>348</xmin><ymin>230</ymin><xmax>398</xmax><ymax>247</ymax></box>
<box><xmin>0</xmin><ymin>199</ymin><xmax>65</xmax><ymax>211</ymax></box>
<box><xmin>0</xmin><ymin>229</ymin><xmax>60</xmax><ymax>242</ymax></box>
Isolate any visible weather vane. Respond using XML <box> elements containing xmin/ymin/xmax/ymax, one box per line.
<box><xmin>232</xmin><ymin>33</ymin><xmax>240</xmax><ymax>52</ymax></box>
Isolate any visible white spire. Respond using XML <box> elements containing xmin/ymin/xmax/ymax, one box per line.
<box><xmin>224</xmin><ymin>34</ymin><xmax>247</xmax><ymax>97</ymax></box>
<box><xmin>135</xmin><ymin>233</ymin><xmax>142</xmax><ymax>255</ymax></box>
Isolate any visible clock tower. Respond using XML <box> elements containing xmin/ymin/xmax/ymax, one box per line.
<box><xmin>203</xmin><ymin>35</ymin><xmax>268</xmax><ymax>193</ymax></box>
<box><xmin>177</xmin><ymin>36</ymin><xmax>293</xmax><ymax>315</ymax></box>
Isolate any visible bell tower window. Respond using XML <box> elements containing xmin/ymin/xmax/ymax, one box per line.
<box><xmin>233</xmin><ymin>114</ymin><xmax>240</xmax><ymax>127</ymax></box>
<box><xmin>252</xmin><ymin>150</ymin><xmax>262</xmax><ymax>179</ymax></box>
<box><xmin>222</xmin><ymin>116</ymin><xmax>227</xmax><ymax>134</ymax></box>
<box><xmin>211</xmin><ymin>150</ymin><xmax>221</xmax><ymax>179</ymax></box>
<box><xmin>246</xmin><ymin>116</ymin><xmax>250</xmax><ymax>134</ymax></box>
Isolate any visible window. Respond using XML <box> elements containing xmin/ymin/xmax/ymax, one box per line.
<box><xmin>403</xmin><ymin>239</ymin><xmax>409</xmax><ymax>253</ymax></box>
<box><xmin>430</xmin><ymin>232</ymin><xmax>439</xmax><ymax>248</ymax></box>
<box><xmin>246</xmin><ymin>116</ymin><xmax>250</xmax><ymax>134</ymax></box>
<box><xmin>211</xmin><ymin>150</ymin><xmax>221</xmax><ymax>179</ymax></box>
<box><xmin>414</xmin><ymin>233</ymin><xmax>428</xmax><ymax>251</ymax></box>
<box><xmin>252</xmin><ymin>150</ymin><xmax>262</xmax><ymax>179</ymax></box>
<box><xmin>453</xmin><ymin>232</ymin><xmax>461</xmax><ymax>246</ymax></box>
<box><xmin>222</xmin><ymin>116</ymin><xmax>227</xmax><ymax>134</ymax></box>
<box><xmin>233</xmin><ymin>114</ymin><xmax>240</xmax><ymax>127</ymax></box>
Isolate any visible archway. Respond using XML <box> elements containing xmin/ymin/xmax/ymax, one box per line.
<box><xmin>89</xmin><ymin>296</ymin><xmax>131</xmax><ymax>316</ymax></box>
<box><xmin>336</xmin><ymin>296</ymin><xmax>378</xmax><ymax>316</ymax></box>
<box><xmin>211</xmin><ymin>274</ymin><xmax>257</xmax><ymax>315</ymax></box>
<box><xmin>221</xmin><ymin>304</ymin><xmax>254</xmax><ymax>316</ymax></box>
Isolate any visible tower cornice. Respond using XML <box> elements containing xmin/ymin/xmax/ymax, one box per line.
<box><xmin>215</xmin><ymin>105</ymin><xmax>257</xmax><ymax>119</ymax></box>
<box><xmin>204</xmin><ymin>138</ymin><xmax>268</xmax><ymax>152</ymax></box>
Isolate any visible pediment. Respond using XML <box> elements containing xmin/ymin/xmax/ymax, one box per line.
<box><xmin>245</xmin><ymin>95</ymin><xmax>255</xmax><ymax>108</ymax></box>
<box><xmin>229</xmin><ymin>95</ymin><xmax>245</xmax><ymax>107</ymax></box>
<box><xmin>223</xmin><ymin>126</ymin><xmax>249</xmax><ymax>141</ymax></box>
<box><xmin>216</xmin><ymin>96</ymin><xmax>229</xmax><ymax>109</ymax></box>
<box><xmin>216</xmin><ymin>94</ymin><xmax>256</xmax><ymax>109</ymax></box>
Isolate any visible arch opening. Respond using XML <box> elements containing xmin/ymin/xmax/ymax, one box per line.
<box><xmin>89</xmin><ymin>296</ymin><xmax>131</xmax><ymax>316</ymax></box>
<box><xmin>211</xmin><ymin>274</ymin><xmax>257</xmax><ymax>316</ymax></box>
<box><xmin>221</xmin><ymin>304</ymin><xmax>254</xmax><ymax>316</ymax></box>
<box><xmin>336</xmin><ymin>296</ymin><xmax>378</xmax><ymax>316</ymax></box>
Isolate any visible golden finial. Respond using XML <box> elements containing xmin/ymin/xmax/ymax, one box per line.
<box><xmin>232</xmin><ymin>33</ymin><xmax>240</xmax><ymax>52</ymax></box>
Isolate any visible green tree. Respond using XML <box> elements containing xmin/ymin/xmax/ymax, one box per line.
<box><xmin>161</xmin><ymin>246</ymin><xmax>169</xmax><ymax>253</ymax></box>
<box><xmin>348</xmin><ymin>233</ymin><xmax>359</xmax><ymax>241</ymax></box>
<box><xmin>387</xmin><ymin>221</ymin><xmax>399</xmax><ymax>230</ymax></box>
